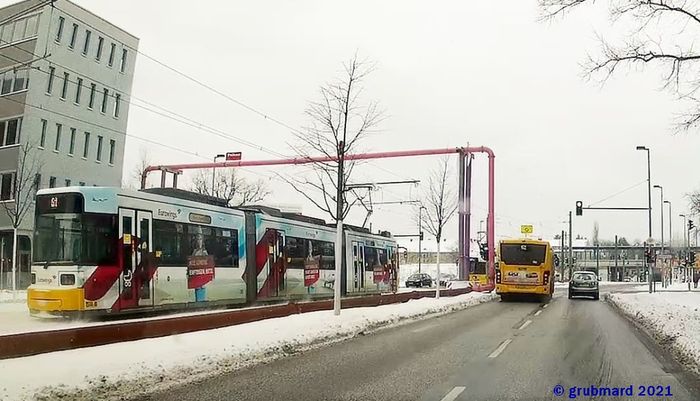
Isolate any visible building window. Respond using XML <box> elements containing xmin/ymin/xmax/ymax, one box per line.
<box><xmin>69</xmin><ymin>128</ymin><xmax>76</xmax><ymax>155</ymax></box>
<box><xmin>69</xmin><ymin>23</ymin><xmax>78</xmax><ymax>49</ymax></box>
<box><xmin>109</xmin><ymin>139</ymin><xmax>115</xmax><ymax>164</ymax></box>
<box><xmin>65</xmin><ymin>179</ymin><xmax>71</xmax><ymax>187</ymax></box>
<box><xmin>95</xmin><ymin>36</ymin><xmax>104</xmax><ymax>61</ymax></box>
<box><xmin>54</xmin><ymin>123</ymin><xmax>62</xmax><ymax>152</ymax></box>
<box><xmin>108</xmin><ymin>43</ymin><xmax>116</xmax><ymax>67</ymax></box>
<box><xmin>120</xmin><ymin>49</ymin><xmax>127</xmax><ymax>72</ymax></box>
<box><xmin>34</xmin><ymin>174</ymin><xmax>41</xmax><ymax>190</ymax></box>
<box><xmin>88</xmin><ymin>83</ymin><xmax>96</xmax><ymax>109</ymax></box>
<box><xmin>46</xmin><ymin>66</ymin><xmax>55</xmax><ymax>94</ymax></box>
<box><xmin>114</xmin><ymin>93</ymin><xmax>121</xmax><ymax>118</ymax></box>
<box><xmin>82</xmin><ymin>29</ymin><xmax>91</xmax><ymax>55</ymax></box>
<box><xmin>55</xmin><ymin>16</ymin><xmax>64</xmax><ymax>43</ymax></box>
<box><xmin>96</xmin><ymin>135</ymin><xmax>103</xmax><ymax>161</ymax></box>
<box><xmin>75</xmin><ymin>77</ymin><xmax>82</xmax><ymax>104</ymax></box>
<box><xmin>0</xmin><ymin>68</ymin><xmax>29</xmax><ymax>96</ymax></box>
<box><xmin>49</xmin><ymin>176</ymin><xmax>56</xmax><ymax>188</ymax></box>
<box><xmin>1</xmin><ymin>15</ymin><xmax>39</xmax><ymax>44</ymax></box>
<box><xmin>0</xmin><ymin>172</ymin><xmax>15</xmax><ymax>201</ymax></box>
<box><xmin>60</xmin><ymin>72</ymin><xmax>69</xmax><ymax>99</ymax></box>
<box><xmin>40</xmin><ymin>119</ymin><xmax>47</xmax><ymax>148</ymax></box>
<box><xmin>101</xmin><ymin>88</ymin><xmax>108</xmax><ymax>113</ymax></box>
<box><xmin>82</xmin><ymin>132</ymin><xmax>90</xmax><ymax>158</ymax></box>
<box><xmin>0</xmin><ymin>117</ymin><xmax>22</xmax><ymax>147</ymax></box>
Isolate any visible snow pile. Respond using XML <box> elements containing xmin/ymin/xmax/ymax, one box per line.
<box><xmin>1</xmin><ymin>291</ymin><xmax>497</xmax><ymax>401</ymax></box>
<box><xmin>608</xmin><ymin>291</ymin><xmax>700</xmax><ymax>375</ymax></box>
<box><xmin>0</xmin><ymin>290</ymin><xmax>26</xmax><ymax>303</ymax></box>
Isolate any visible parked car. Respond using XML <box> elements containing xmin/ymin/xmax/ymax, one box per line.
<box><xmin>569</xmin><ymin>271</ymin><xmax>599</xmax><ymax>300</ymax></box>
<box><xmin>405</xmin><ymin>273</ymin><xmax>433</xmax><ymax>288</ymax></box>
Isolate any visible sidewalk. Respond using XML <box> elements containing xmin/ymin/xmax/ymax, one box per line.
<box><xmin>608</xmin><ymin>290</ymin><xmax>700</xmax><ymax>376</ymax></box>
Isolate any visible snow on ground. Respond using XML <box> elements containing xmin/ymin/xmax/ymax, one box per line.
<box><xmin>607</xmin><ymin>290</ymin><xmax>700</xmax><ymax>375</ymax></box>
<box><xmin>1</xmin><ymin>291</ymin><xmax>497</xmax><ymax>401</ymax></box>
<box><xmin>0</xmin><ymin>290</ymin><xmax>26</xmax><ymax>303</ymax></box>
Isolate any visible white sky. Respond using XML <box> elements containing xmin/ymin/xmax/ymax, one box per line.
<box><xmin>9</xmin><ymin>0</ymin><xmax>700</xmax><ymax>247</ymax></box>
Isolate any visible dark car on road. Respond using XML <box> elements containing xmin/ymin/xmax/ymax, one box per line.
<box><xmin>405</xmin><ymin>273</ymin><xmax>433</xmax><ymax>288</ymax></box>
<box><xmin>437</xmin><ymin>273</ymin><xmax>457</xmax><ymax>286</ymax></box>
<box><xmin>569</xmin><ymin>271</ymin><xmax>599</xmax><ymax>300</ymax></box>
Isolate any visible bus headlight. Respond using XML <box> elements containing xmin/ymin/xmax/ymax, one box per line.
<box><xmin>60</xmin><ymin>274</ymin><xmax>76</xmax><ymax>286</ymax></box>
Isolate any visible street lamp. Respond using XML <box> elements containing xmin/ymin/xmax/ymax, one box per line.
<box><xmin>681</xmin><ymin>213</ymin><xmax>689</xmax><ymax>288</ymax></box>
<box><xmin>636</xmin><ymin>146</ymin><xmax>652</xmax><ymax>239</ymax></box>
<box><xmin>664</xmin><ymin>200</ymin><xmax>672</xmax><ymax>250</ymax></box>
<box><xmin>653</xmin><ymin>185</ymin><xmax>664</xmax><ymax>254</ymax></box>
<box><xmin>212</xmin><ymin>154</ymin><xmax>225</xmax><ymax>196</ymax></box>
<box><xmin>418</xmin><ymin>205</ymin><xmax>427</xmax><ymax>274</ymax></box>
<box><xmin>637</xmin><ymin>146</ymin><xmax>652</xmax><ymax>292</ymax></box>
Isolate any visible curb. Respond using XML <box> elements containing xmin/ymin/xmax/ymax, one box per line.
<box><xmin>0</xmin><ymin>288</ymin><xmax>472</xmax><ymax>360</ymax></box>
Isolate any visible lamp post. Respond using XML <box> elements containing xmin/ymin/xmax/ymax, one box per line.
<box><xmin>681</xmin><ymin>213</ymin><xmax>688</xmax><ymax>289</ymax></box>
<box><xmin>664</xmin><ymin>200</ymin><xmax>672</xmax><ymax>284</ymax></box>
<box><xmin>653</xmin><ymin>185</ymin><xmax>664</xmax><ymax>254</ymax></box>
<box><xmin>637</xmin><ymin>146</ymin><xmax>652</xmax><ymax>292</ymax></box>
<box><xmin>212</xmin><ymin>154</ymin><xmax>225</xmax><ymax>196</ymax></box>
<box><xmin>636</xmin><ymin>146</ymin><xmax>652</xmax><ymax>239</ymax></box>
<box><xmin>418</xmin><ymin>205</ymin><xmax>426</xmax><ymax>273</ymax></box>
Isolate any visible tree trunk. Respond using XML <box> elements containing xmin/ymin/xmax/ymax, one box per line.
<box><xmin>11</xmin><ymin>226</ymin><xmax>17</xmax><ymax>296</ymax></box>
<box><xmin>334</xmin><ymin>141</ymin><xmax>345</xmax><ymax>316</ymax></box>
<box><xmin>436</xmin><ymin>240</ymin><xmax>441</xmax><ymax>299</ymax></box>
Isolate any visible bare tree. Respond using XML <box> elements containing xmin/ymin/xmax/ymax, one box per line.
<box><xmin>191</xmin><ymin>169</ymin><xmax>269</xmax><ymax>206</ymax></box>
<box><xmin>1</xmin><ymin>143</ymin><xmax>42</xmax><ymax>292</ymax></box>
<box><xmin>285</xmin><ymin>53</ymin><xmax>383</xmax><ymax>222</ymax></box>
<box><xmin>126</xmin><ymin>148</ymin><xmax>152</xmax><ymax>189</ymax></box>
<box><xmin>285</xmin><ymin>53</ymin><xmax>384</xmax><ymax>315</ymax></box>
<box><xmin>540</xmin><ymin>0</ymin><xmax>700</xmax><ymax>131</ymax></box>
<box><xmin>417</xmin><ymin>157</ymin><xmax>458</xmax><ymax>298</ymax></box>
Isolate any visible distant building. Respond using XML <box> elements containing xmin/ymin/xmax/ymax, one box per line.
<box><xmin>0</xmin><ymin>0</ymin><xmax>138</xmax><ymax>288</ymax></box>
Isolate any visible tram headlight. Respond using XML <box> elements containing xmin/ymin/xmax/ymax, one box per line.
<box><xmin>60</xmin><ymin>274</ymin><xmax>76</xmax><ymax>286</ymax></box>
<box><xmin>31</xmin><ymin>273</ymin><xmax>36</xmax><ymax>284</ymax></box>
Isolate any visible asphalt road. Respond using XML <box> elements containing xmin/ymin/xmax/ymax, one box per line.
<box><xmin>136</xmin><ymin>284</ymin><xmax>700</xmax><ymax>401</ymax></box>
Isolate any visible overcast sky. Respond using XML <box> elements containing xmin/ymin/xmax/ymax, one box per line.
<box><xmin>10</xmin><ymin>0</ymin><xmax>700</xmax><ymax>249</ymax></box>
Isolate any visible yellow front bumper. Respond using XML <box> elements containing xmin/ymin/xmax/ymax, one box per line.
<box><xmin>27</xmin><ymin>288</ymin><xmax>85</xmax><ymax>312</ymax></box>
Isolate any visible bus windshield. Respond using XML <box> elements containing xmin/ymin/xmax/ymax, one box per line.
<box><xmin>33</xmin><ymin>213</ymin><xmax>118</xmax><ymax>265</ymax></box>
<box><xmin>500</xmin><ymin>244</ymin><xmax>547</xmax><ymax>266</ymax></box>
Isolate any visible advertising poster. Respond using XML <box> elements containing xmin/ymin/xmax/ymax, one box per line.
<box><xmin>187</xmin><ymin>255</ymin><xmax>215</xmax><ymax>289</ymax></box>
<box><xmin>304</xmin><ymin>256</ymin><xmax>321</xmax><ymax>287</ymax></box>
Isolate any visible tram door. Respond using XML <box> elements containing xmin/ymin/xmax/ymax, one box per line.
<box><xmin>266</xmin><ymin>229</ymin><xmax>285</xmax><ymax>297</ymax></box>
<box><xmin>352</xmin><ymin>242</ymin><xmax>365</xmax><ymax>292</ymax></box>
<box><xmin>118</xmin><ymin>209</ymin><xmax>154</xmax><ymax>309</ymax></box>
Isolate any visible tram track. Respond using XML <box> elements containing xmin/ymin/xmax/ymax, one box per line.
<box><xmin>0</xmin><ymin>288</ymin><xmax>471</xmax><ymax>360</ymax></box>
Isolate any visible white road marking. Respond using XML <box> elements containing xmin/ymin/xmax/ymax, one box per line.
<box><xmin>518</xmin><ymin>320</ymin><xmax>532</xmax><ymax>330</ymax></box>
<box><xmin>440</xmin><ymin>386</ymin><xmax>466</xmax><ymax>401</ymax></box>
<box><xmin>411</xmin><ymin>325</ymin><xmax>433</xmax><ymax>333</ymax></box>
<box><xmin>543</xmin><ymin>303</ymin><xmax>549</xmax><ymax>308</ymax></box>
<box><xmin>534</xmin><ymin>310</ymin><xmax>542</xmax><ymax>316</ymax></box>
<box><xmin>488</xmin><ymin>338</ymin><xmax>513</xmax><ymax>358</ymax></box>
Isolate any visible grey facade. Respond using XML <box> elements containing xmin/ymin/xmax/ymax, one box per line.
<box><xmin>0</xmin><ymin>0</ymin><xmax>138</xmax><ymax>288</ymax></box>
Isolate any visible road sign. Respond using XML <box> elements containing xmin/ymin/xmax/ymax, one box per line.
<box><xmin>226</xmin><ymin>152</ymin><xmax>242</xmax><ymax>161</ymax></box>
<box><xmin>521</xmin><ymin>225</ymin><xmax>533</xmax><ymax>234</ymax></box>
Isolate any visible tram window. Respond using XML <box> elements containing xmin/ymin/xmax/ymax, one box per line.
<box><xmin>363</xmin><ymin>247</ymin><xmax>387</xmax><ymax>271</ymax></box>
<box><xmin>153</xmin><ymin>220</ymin><xmax>238</xmax><ymax>267</ymax></box>
<box><xmin>285</xmin><ymin>236</ymin><xmax>334</xmax><ymax>270</ymax></box>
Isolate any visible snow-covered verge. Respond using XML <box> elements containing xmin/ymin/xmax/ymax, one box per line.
<box><xmin>607</xmin><ymin>291</ymin><xmax>700</xmax><ymax>376</ymax></box>
<box><xmin>0</xmin><ymin>290</ymin><xmax>26</xmax><ymax>303</ymax></box>
<box><xmin>1</xmin><ymin>291</ymin><xmax>497</xmax><ymax>401</ymax></box>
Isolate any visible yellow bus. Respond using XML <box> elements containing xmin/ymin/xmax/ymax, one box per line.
<box><xmin>468</xmin><ymin>257</ymin><xmax>489</xmax><ymax>286</ymax></box>
<box><xmin>496</xmin><ymin>238</ymin><xmax>555</xmax><ymax>301</ymax></box>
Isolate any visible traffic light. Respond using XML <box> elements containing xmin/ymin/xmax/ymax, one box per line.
<box><xmin>419</xmin><ymin>231</ymin><xmax>424</xmax><ymax>241</ymax></box>
<box><xmin>691</xmin><ymin>252</ymin><xmax>696</xmax><ymax>266</ymax></box>
<box><xmin>689</xmin><ymin>220</ymin><xmax>695</xmax><ymax>231</ymax></box>
<box><xmin>479</xmin><ymin>242</ymin><xmax>489</xmax><ymax>261</ymax></box>
<box><xmin>575</xmin><ymin>201</ymin><xmax>583</xmax><ymax>216</ymax></box>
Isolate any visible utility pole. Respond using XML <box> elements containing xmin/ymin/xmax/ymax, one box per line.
<box><xmin>418</xmin><ymin>206</ymin><xmax>425</xmax><ymax>273</ymax></box>
<box><xmin>560</xmin><ymin>230</ymin><xmax>565</xmax><ymax>281</ymax></box>
<box><xmin>665</xmin><ymin>200</ymin><xmax>672</xmax><ymax>284</ymax></box>
<box><xmin>568</xmin><ymin>211</ymin><xmax>573</xmax><ymax>279</ymax></box>
<box><xmin>212</xmin><ymin>154</ymin><xmax>225</xmax><ymax>196</ymax></box>
<box><xmin>654</xmin><ymin>185</ymin><xmax>664</xmax><ymax>255</ymax></box>
<box><xmin>614</xmin><ymin>235</ymin><xmax>619</xmax><ymax>281</ymax></box>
